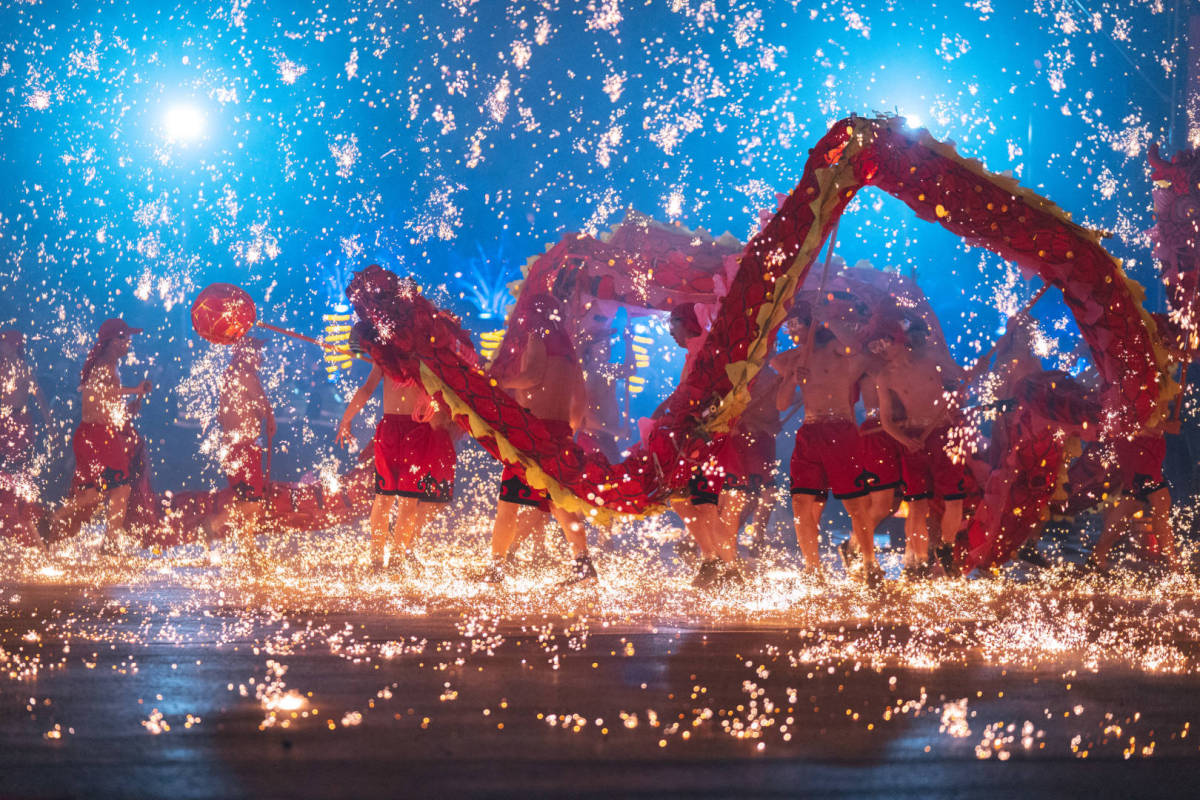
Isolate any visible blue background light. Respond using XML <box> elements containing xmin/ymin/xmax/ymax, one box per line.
<box><xmin>162</xmin><ymin>103</ymin><xmax>207</xmax><ymax>143</ymax></box>
<box><xmin>0</xmin><ymin>1</ymin><xmax>1182</xmax><ymax>488</ymax></box>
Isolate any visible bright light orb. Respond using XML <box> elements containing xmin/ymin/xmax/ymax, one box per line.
<box><xmin>904</xmin><ymin>114</ymin><xmax>922</xmax><ymax>129</ymax></box>
<box><xmin>162</xmin><ymin>104</ymin><xmax>206</xmax><ymax>143</ymax></box>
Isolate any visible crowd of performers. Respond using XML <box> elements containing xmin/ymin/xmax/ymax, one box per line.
<box><xmin>0</xmin><ymin>260</ymin><xmax>1188</xmax><ymax>588</ymax></box>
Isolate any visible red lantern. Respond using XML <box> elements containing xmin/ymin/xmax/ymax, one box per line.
<box><xmin>191</xmin><ymin>283</ymin><xmax>257</xmax><ymax>345</ymax></box>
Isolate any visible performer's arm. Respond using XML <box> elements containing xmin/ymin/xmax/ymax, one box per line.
<box><xmin>876</xmin><ymin>378</ymin><xmax>921</xmax><ymax>453</ymax></box>
<box><xmin>772</xmin><ymin>350</ymin><xmax>803</xmax><ymax>411</ymax></box>
<box><xmin>118</xmin><ymin>380</ymin><xmax>152</xmax><ymax>397</ymax></box>
<box><xmin>337</xmin><ymin>366</ymin><xmax>382</xmax><ymax>447</ymax></box>
<box><xmin>503</xmin><ymin>337</ymin><xmax>546</xmax><ymax>390</ymax></box>
<box><xmin>113</xmin><ymin>366</ymin><xmax>150</xmax><ymax>416</ymax></box>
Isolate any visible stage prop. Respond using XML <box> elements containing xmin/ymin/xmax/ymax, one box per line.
<box><xmin>346</xmin><ymin>115</ymin><xmax>1175</xmax><ymax>550</ymax></box>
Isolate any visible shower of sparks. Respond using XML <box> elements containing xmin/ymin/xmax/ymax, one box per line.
<box><xmin>0</xmin><ymin>0</ymin><xmax>1195</xmax><ymax>780</ymax></box>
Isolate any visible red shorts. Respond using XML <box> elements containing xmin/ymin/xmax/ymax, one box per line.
<box><xmin>374</xmin><ymin>414</ymin><xmax>455</xmax><ymax>502</ymax></box>
<box><xmin>790</xmin><ymin>419</ymin><xmax>875</xmax><ymax>500</ymax></box>
<box><xmin>223</xmin><ymin>438</ymin><xmax>265</xmax><ymax>502</ymax></box>
<box><xmin>71</xmin><ymin>422</ymin><xmax>135</xmax><ymax>492</ymax></box>
<box><xmin>724</xmin><ymin>428</ymin><xmax>776</xmax><ymax>492</ymax></box>
<box><xmin>687</xmin><ymin>460</ymin><xmax>726</xmax><ymax>506</ymax></box>
<box><xmin>499</xmin><ymin>464</ymin><xmax>550</xmax><ymax>512</ymax></box>
<box><xmin>1114</xmin><ymin>433</ymin><xmax>1167</xmax><ymax>499</ymax></box>
<box><xmin>497</xmin><ymin>418</ymin><xmax>573</xmax><ymax>511</ymax></box>
<box><xmin>898</xmin><ymin>425</ymin><xmax>968</xmax><ymax>501</ymax></box>
<box><xmin>0</xmin><ymin>407</ymin><xmax>33</xmax><ymax>466</ymax></box>
<box><xmin>857</xmin><ymin>420</ymin><xmax>902</xmax><ymax>492</ymax></box>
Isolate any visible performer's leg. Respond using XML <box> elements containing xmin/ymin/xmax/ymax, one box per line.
<box><xmin>529</xmin><ymin>508</ymin><xmax>556</xmax><ymax>562</ymax></box>
<box><xmin>1146</xmin><ymin>487</ymin><xmax>1181</xmax><ymax>572</ymax></box>
<box><xmin>701</xmin><ymin>502</ymin><xmax>737</xmax><ymax>564</ymax></box>
<box><xmin>671</xmin><ymin>498</ymin><xmax>712</xmax><ymax>558</ymax></box>
<box><xmin>369</xmin><ymin>494</ymin><xmax>395</xmax><ymax>567</ymax></box>
<box><xmin>718</xmin><ymin>489</ymin><xmax>749</xmax><ymax>548</ymax></box>
<box><xmin>904</xmin><ymin>498</ymin><xmax>931</xmax><ymax>567</ymax></box>
<box><xmin>552</xmin><ymin>504</ymin><xmax>598</xmax><ymax>585</ymax></box>
<box><xmin>746</xmin><ymin>492</ymin><xmax>772</xmax><ymax>550</ymax></box>
<box><xmin>842</xmin><ymin>495</ymin><xmax>878</xmax><ymax>571</ymax></box>
<box><xmin>1093</xmin><ymin>495</ymin><xmax>1136</xmax><ymax>569</ymax></box>
<box><xmin>390</xmin><ymin>496</ymin><xmax>420</xmax><ymax>553</ymax></box>
<box><xmin>940</xmin><ymin>498</ymin><xmax>964</xmax><ymax>552</ymax></box>
<box><xmin>489</xmin><ymin>500</ymin><xmax>521</xmax><ymax>560</ymax></box>
<box><xmin>205</xmin><ymin>502</ymin><xmax>230</xmax><ymax>546</ymax></box>
<box><xmin>549</xmin><ymin>504</ymin><xmax>587</xmax><ymax>558</ymax></box>
<box><xmin>406</xmin><ymin>501</ymin><xmax>437</xmax><ymax>550</ymax></box>
<box><xmin>695</xmin><ymin>504</ymin><xmax>725</xmax><ymax>559</ymax></box>
<box><xmin>868</xmin><ymin>488</ymin><xmax>897</xmax><ymax>539</ymax></box>
<box><xmin>791</xmin><ymin>494</ymin><xmax>824</xmax><ymax>573</ymax></box>
<box><xmin>233</xmin><ymin>500</ymin><xmax>265</xmax><ymax>572</ymax></box>
<box><xmin>105</xmin><ymin>484</ymin><xmax>132</xmax><ymax>542</ymax></box>
<box><xmin>511</xmin><ymin>506</ymin><xmax>551</xmax><ymax>556</ymax></box>
<box><xmin>51</xmin><ymin>487</ymin><xmax>102</xmax><ymax>543</ymax></box>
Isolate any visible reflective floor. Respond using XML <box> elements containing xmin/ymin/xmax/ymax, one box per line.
<box><xmin>4</xmin><ymin>541</ymin><xmax>1200</xmax><ymax>799</ymax></box>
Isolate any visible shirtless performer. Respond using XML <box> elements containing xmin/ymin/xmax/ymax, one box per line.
<box><xmin>871</xmin><ymin>316</ymin><xmax>967</xmax><ymax>577</ymax></box>
<box><xmin>50</xmin><ymin>319</ymin><xmax>151</xmax><ymax>551</ymax></box>
<box><xmin>774</xmin><ymin>296</ymin><xmax>883</xmax><ymax>582</ymax></box>
<box><xmin>662</xmin><ymin>303</ymin><xmax>742</xmax><ymax>588</ymax></box>
<box><xmin>483</xmin><ymin>292</ymin><xmax>597</xmax><ymax>586</ymax></box>
<box><xmin>206</xmin><ymin>337</ymin><xmax>275</xmax><ymax>568</ymax></box>
<box><xmin>0</xmin><ymin>329</ymin><xmax>47</xmax><ymax>470</ymax></box>
<box><xmin>339</xmin><ymin>322</ymin><xmax>456</xmax><ymax>573</ymax></box>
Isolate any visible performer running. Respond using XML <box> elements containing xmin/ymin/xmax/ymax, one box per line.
<box><xmin>50</xmin><ymin>319</ymin><xmax>151</xmax><ymax>552</ymax></box>
<box><xmin>774</xmin><ymin>296</ymin><xmax>883</xmax><ymax>581</ymax></box>
<box><xmin>664</xmin><ymin>302</ymin><xmax>741</xmax><ymax>588</ymax></box>
<box><xmin>206</xmin><ymin>336</ymin><xmax>275</xmax><ymax>569</ymax></box>
<box><xmin>871</xmin><ymin>316</ymin><xmax>967</xmax><ymax>577</ymax></box>
<box><xmin>339</xmin><ymin>322</ymin><xmax>455</xmax><ymax>574</ymax></box>
<box><xmin>0</xmin><ymin>328</ymin><xmax>47</xmax><ymax>470</ymax></box>
<box><xmin>483</xmin><ymin>292</ymin><xmax>597</xmax><ymax>586</ymax></box>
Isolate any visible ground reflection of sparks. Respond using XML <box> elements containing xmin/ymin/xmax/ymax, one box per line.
<box><xmin>1</xmin><ymin>503</ymin><xmax>1198</xmax><ymax>766</ymax></box>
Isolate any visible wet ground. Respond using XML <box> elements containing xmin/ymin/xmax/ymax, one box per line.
<box><xmin>4</xmin><ymin>526</ymin><xmax>1200</xmax><ymax>799</ymax></box>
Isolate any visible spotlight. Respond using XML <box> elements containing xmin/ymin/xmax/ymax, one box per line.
<box><xmin>905</xmin><ymin>114</ymin><xmax>922</xmax><ymax>129</ymax></box>
<box><xmin>162</xmin><ymin>104</ymin><xmax>206</xmax><ymax>143</ymax></box>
